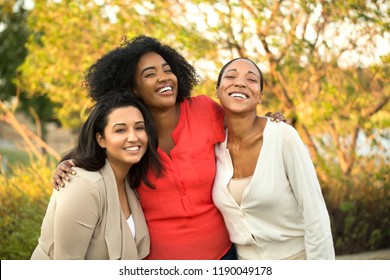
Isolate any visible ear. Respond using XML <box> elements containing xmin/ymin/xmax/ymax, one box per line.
<box><xmin>258</xmin><ymin>91</ymin><xmax>264</xmax><ymax>104</ymax></box>
<box><xmin>96</xmin><ymin>133</ymin><xmax>106</xmax><ymax>148</ymax></box>
<box><xmin>216</xmin><ymin>88</ymin><xmax>220</xmax><ymax>99</ymax></box>
<box><xmin>131</xmin><ymin>87</ymin><xmax>139</xmax><ymax>97</ymax></box>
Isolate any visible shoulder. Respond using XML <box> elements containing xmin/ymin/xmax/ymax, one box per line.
<box><xmin>189</xmin><ymin>95</ymin><xmax>214</xmax><ymax>104</ymax></box>
<box><xmin>265</xmin><ymin>117</ymin><xmax>296</xmax><ymax>133</ymax></box>
<box><xmin>72</xmin><ymin>167</ymin><xmax>103</xmax><ymax>183</ymax></box>
<box><xmin>55</xmin><ymin>168</ymin><xmax>105</xmax><ymax>210</ymax></box>
<box><xmin>186</xmin><ymin>95</ymin><xmax>223</xmax><ymax>117</ymax></box>
<box><xmin>263</xmin><ymin>117</ymin><xmax>300</xmax><ymax>143</ymax></box>
<box><xmin>63</xmin><ymin>167</ymin><xmax>105</xmax><ymax>193</ymax></box>
<box><xmin>189</xmin><ymin>95</ymin><xmax>221</xmax><ymax>109</ymax></box>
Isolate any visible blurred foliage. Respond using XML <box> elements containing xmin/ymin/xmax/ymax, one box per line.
<box><xmin>18</xmin><ymin>0</ymin><xmax>216</xmax><ymax>128</ymax></box>
<box><xmin>0</xmin><ymin>154</ymin><xmax>388</xmax><ymax>259</ymax></box>
<box><xmin>0</xmin><ymin>157</ymin><xmax>54</xmax><ymax>260</ymax></box>
<box><xmin>322</xmin><ymin>157</ymin><xmax>390</xmax><ymax>254</ymax></box>
<box><xmin>0</xmin><ymin>147</ymin><xmax>29</xmax><ymax>166</ymax></box>
<box><xmin>0</xmin><ymin>0</ymin><xmax>58</xmax><ymax>139</ymax></box>
<box><xmin>0</xmin><ymin>0</ymin><xmax>28</xmax><ymax>101</ymax></box>
<box><xmin>16</xmin><ymin>0</ymin><xmax>389</xmax><ymax>177</ymax></box>
<box><xmin>0</xmin><ymin>0</ymin><xmax>389</xmax><ymax>259</ymax></box>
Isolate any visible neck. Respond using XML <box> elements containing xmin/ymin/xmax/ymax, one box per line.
<box><xmin>107</xmin><ymin>159</ymin><xmax>131</xmax><ymax>191</ymax></box>
<box><xmin>225</xmin><ymin>111</ymin><xmax>258</xmax><ymax>143</ymax></box>
<box><xmin>149</xmin><ymin>103</ymin><xmax>180</xmax><ymax>137</ymax></box>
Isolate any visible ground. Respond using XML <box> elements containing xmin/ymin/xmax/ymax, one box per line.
<box><xmin>336</xmin><ymin>249</ymin><xmax>390</xmax><ymax>260</ymax></box>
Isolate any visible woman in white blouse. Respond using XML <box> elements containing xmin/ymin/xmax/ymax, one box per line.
<box><xmin>212</xmin><ymin>58</ymin><xmax>335</xmax><ymax>260</ymax></box>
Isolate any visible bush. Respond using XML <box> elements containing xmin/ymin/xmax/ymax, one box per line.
<box><xmin>0</xmin><ymin>158</ymin><xmax>55</xmax><ymax>259</ymax></box>
<box><xmin>0</xmin><ymin>155</ymin><xmax>389</xmax><ymax>259</ymax></box>
<box><xmin>323</xmin><ymin>162</ymin><xmax>390</xmax><ymax>255</ymax></box>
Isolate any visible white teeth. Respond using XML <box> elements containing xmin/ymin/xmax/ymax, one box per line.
<box><xmin>124</xmin><ymin>146</ymin><xmax>139</xmax><ymax>151</ymax></box>
<box><xmin>159</xmin><ymin>86</ymin><xmax>172</xmax><ymax>93</ymax></box>
<box><xmin>230</xmin><ymin>92</ymin><xmax>248</xmax><ymax>99</ymax></box>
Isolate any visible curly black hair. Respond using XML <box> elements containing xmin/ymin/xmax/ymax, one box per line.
<box><xmin>85</xmin><ymin>35</ymin><xmax>200</xmax><ymax>103</ymax></box>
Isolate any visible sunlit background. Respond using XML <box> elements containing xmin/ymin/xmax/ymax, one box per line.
<box><xmin>0</xmin><ymin>0</ymin><xmax>389</xmax><ymax>260</ymax></box>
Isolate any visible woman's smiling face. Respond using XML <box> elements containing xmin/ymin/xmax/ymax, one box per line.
<box><xmin>96</xmin><ymin>106</ymin><xmax>148</xmax><ymax>171</ymax></box>
<box><xmin>217</xmin><ymin>59</ymin><xmax>263</xmax><ymax>113</ymax></box>
<box><xmin>133</xmin><ymin>52</ymin><xmax>179</xmax><ymax>111</ymax></box>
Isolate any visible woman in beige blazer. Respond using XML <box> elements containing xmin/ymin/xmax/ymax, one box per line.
<box><xmin>31</xmin><ymin>91</ymin><xmax>162</xmax><ymax>260</ymax></box>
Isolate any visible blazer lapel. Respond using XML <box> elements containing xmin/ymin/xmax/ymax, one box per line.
<box><xmin>100</xmin><ymin>160</ymin><xmax>122</xmax><ymax>260</ymax></box>
<box><xmin>126</xmin><ymin>185</ymin><xmax>150</xmax><ymax>259</ymax></box>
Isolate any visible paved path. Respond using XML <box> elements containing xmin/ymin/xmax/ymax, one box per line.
<box><xmin>336</xmin><ymin>249</ymin><xmax>390</xmax><ymax>260</ymax></box>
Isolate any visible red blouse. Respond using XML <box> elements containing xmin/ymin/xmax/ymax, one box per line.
<box><xmin>137</xmin><ymin>95</ymin><xmax>231</xmax><ymax>259</ymax></box>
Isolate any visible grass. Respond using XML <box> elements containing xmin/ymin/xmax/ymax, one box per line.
<box><xmin>0</xmin><ymin>147</ymin><xmax>30</xmax><ymax>171</ymax></box>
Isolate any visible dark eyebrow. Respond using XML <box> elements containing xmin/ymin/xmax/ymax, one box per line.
<box><xmin>140</xmin><ymin>66</ymin><xmax>156</xmax><ymax>76</ymax></box>
<box><xmin>140</xmin><ymin>62</ymin><xmax>170</xmax><ymax>76</ymax></box>
<box><xmin>225</xmin><ymin>68</ymin><xmax>259</xmax><ymax>78</ymax></box>
<box><xmin>113</xmin><ymin>123</ymin><xmax>126</xmax><ymax>128</ymax></box>
<box><xmin>225</xmin><ymin>68</ymin><xmax>237</xmax><ymax>73</ymax></box>
<box><xmin>112</xmin><ymin>121</ymin><xmax>145</xmax><ymax>128</ymax></box>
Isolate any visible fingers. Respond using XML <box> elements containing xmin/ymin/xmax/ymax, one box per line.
<box><xmin>60</xmin><ymin>160</ymin><xmax>77</xmax><ymax>176</ymax></box>
<box><xmin>274</xmin><ymin>112</ymin><xmax>284</xmax><ymax>122</ymax></box>
<box><xmin>268</xmin><ymin>112</ymin><xmax>285</xmax><ymax>123</ymax></box>
<box><xmin>68</xmin><ymin>159</ymin><xmax>75</xmax><ymax>167</ymax></box>
<box><xmin>61</xmin><ymin>160</ymin><xmax>75</xmax><ymax>170</ymax></box>
<box><xmin>265</xmin><ymin>111</ymin><xmax>292</xmax><ymax>125</ymax></box>
<box><xmin>52</xmin><ymin>161</ymin><xmax>76</xmax><ymax>191</ymax></box>
<box><xmin>52</xmin><ymin>178</ymin><xmax>60</xmax><ymax>191</ymax></box>
<box><xmin>53</xmin><ymin>176</ymin><xmax>65</xmax><ymax>190</ymax></box>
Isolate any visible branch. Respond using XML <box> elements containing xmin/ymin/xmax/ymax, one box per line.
<box><xmin>0</xmin><ymin>101</ymin><xmax>61</xmax><ymax>161</ymax></box>
<box><xmin>345</xmin><ymin>126</ymin><xmax>360</xmax><ymax>175</ymax></box>
<box><xmin>28</xmin><ymin>106</ymin><xmax>42</xmax><ymax>139</ymax></box>
<box><xmin>300</xmin><ymin>123</ymin><xmax>328</xmax><ymax>184</ymax></box>
<box><xmin>225</xmin><ymin>0</ymin><xmax>245</xmax><ymax>57</ymax></box>
<box><xmin>329</xmin><ymin>120</ymin><xmax>348</xmax><ymax>174</ymax></box>
<box><xmin>253</xmin><ymin>0</ymin><xmax>281</xmax><ymax>62</ymax></box>
<box><xmin>362</xmin><ymin>96</ymin><xmax>390</xmax><ymax>118</ymax></box>
<box><xmin>274</xmin><ymin>71</ymin><xmax>295</xmax><ymax>108</ymax></box>
<box><xmin>276</xmin><ymin>6</ymin><xmax>304</xmax><ymax>64</ymax></box>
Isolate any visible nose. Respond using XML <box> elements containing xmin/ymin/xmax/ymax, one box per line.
<box><xmin>158</xmin><ymin>70</ymin><xmax>170</xmax><ymax>82</ymax></box>
<box><xmin>234</xmin><ymin>77</ymin><xmax>246</xmax><ymax>87</ymax></box>
<box><xmin>126</xmin><ymin>129</ymin><xmax>138</xmax><ymax>142</ymax></box>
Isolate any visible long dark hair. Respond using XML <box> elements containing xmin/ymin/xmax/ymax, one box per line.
<box><xmin>61</xmin><ymin>91</ymin><xmax>162</xmax><ymax>188</ymax></box>
<box><xmin>85</xmin><ymin>35</ymin><xmax>200</xmax><ymax>103</ymax></box>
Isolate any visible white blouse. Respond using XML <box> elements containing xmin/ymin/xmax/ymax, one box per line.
<box><xmin>127</xmin><ymin>215</ymin><xmax>136</xmax><ymax>240</ymax></box>
<box><xmin>212</xmin><ymin>118</ymin><xmax>335</xmax><ymax>260</ymax></box>
<box><xmin>227</xmin><ymin>176</ymin><xmax>252</xmax><ymax>205</ymax></box>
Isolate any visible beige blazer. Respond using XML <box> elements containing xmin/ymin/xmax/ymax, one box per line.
<box><xmin>31</xmin><ymin>160</ymin><xmax>149</xmax><ymax>260</ymax></box>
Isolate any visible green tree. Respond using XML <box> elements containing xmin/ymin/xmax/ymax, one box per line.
<box><xmin>0</xmin><ymin>0</ymin><xmax>57</xmax><ymax>139</ymax></box>
<box><xmin>19</xmin><ymin>0</ymin><xmax>216</xmax><ymax>129</ymax></box>
<box><xmin>174</xmin><ymin>0</ymin><xmax>390</xmax><ymax>179</ymax></box>
<box><xmin>18</xmin><ymin>0</ymin><xmax>390</xmax><ymax>176</ymax></box>
<box><xmin>0</xmin><ymin>0</ymin><xmax>28</xmax><ymax>100</ymax></box>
